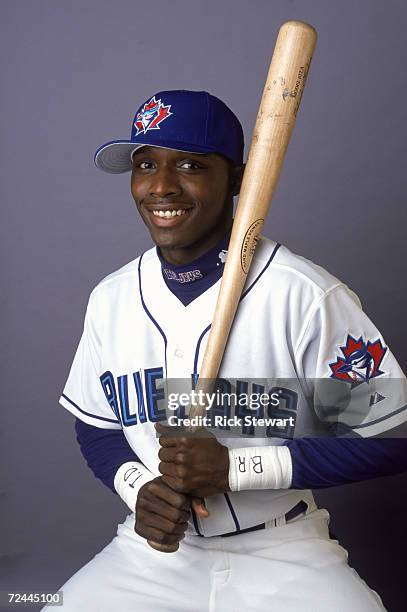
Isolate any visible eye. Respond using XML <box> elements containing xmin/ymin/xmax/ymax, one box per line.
<box><xmin>178</xmin><ymin>160</ymin><xmax>203</xmax><ymax>170</ymax></box>
<box><xmin>134</xmin><ymin>160</ymin><xmax>155</xmax><ymax>170</ymax></box>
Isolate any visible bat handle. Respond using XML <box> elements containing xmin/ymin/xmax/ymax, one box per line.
<box><xmin>147</xmin><ymin>497</ymin><xmax>209</xmax><ymax>552</ymax></box>
<box><xmin>147</xmin><ymin>540</ymin><xmax>180</xmax><ymax>553</ymax></box>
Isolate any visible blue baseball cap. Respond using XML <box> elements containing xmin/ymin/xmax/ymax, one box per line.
<box><xmin>94</xmin><ymin>90</ymin><xmax>244</xmax><ymax>173</ymax></box>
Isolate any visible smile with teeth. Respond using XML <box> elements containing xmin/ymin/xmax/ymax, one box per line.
<box><xmin>152</xmin><ymin>209</ymin><xmax>188</xmax><ymax>218</ymax></box>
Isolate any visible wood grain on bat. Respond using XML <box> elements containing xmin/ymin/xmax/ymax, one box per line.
<box><xmin>191</xmin><ymin>20</ymin><xmax>317</xmax><ymax>403</ymax></box>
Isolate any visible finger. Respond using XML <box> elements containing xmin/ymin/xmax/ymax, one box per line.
<box><xmin>160</xmin><ymin>474</ymin><xmax>187</xmax><ymax>494</ymax></box>
<box><xmin>147</xmin><ymin>479</ymin><xmax>190</xmax><ymax>509</ymax></box>
<box><xmin>159</xmin><ymin>463</ymin><xmax>190</xmax><ymax>492</ymax></box>
<box><xmin>139</xmin><ymin>496</ymin><xmax>190</xmax><ymax>524</ymax></box>
<box><xmin>158</xmin><ymin>447</ymin><xmax>184</xmax><ymax>462</ymax></box>
<box><xmin>155</xmin><ymin>422</ymin><xmax>186</xmax><ymax>437</ymax></box>
<box><xmin>158</xmin><ymin>434</ymin><xmax>181</xmax><ymax>448</ymax></box>
<box><xmin>135</xmin><ymin>523</ymin><xmax>186</xmax><ymax>545</ymax></box>
<box><xmin>159</xmin><ymin>461</ymin><xmax>185</xmax><ymax>479</ymax></box>
<box><xmin>144</xmin><ymin>513</ymin><xmax>189</xmax><ymax>536</ymax></box>
<box><xmin>192</xmin><ymin>497</ymin><xmax>210</xmax><ymax>518</ymax></box>
<box><xmin>155</xmin><ymin>421</ymin><xmax>174</xmax><ymax>434</ymax></box>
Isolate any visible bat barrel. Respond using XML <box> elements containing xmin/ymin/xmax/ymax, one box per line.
<box><xmin>238</xmin><ymin>20</ymin><xmax>317</xmax><ymax>219</ymax></box>
<box><xmin>197</xmin><ymin>20</ymin><xmax>317</xmax><ymax>385</ymax></box>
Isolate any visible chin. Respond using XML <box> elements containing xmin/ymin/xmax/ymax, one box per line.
<box><xmin>149</xmin><ymin>228</ymin><xmax>188</xmax><ymax>250</ymax></box>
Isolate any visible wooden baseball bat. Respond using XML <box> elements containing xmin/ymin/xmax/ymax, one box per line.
<box><xmin>148</xmin><ymin>20</ymin><xmax>317</xmax><ymax>553</ymax></box>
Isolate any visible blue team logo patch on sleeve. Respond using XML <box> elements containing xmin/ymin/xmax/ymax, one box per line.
<box><xmin>329</xmin><ymin>334</ymin><xmax>387</xmax><ymax>384</ymax></box>
<box><xmin>134</xmin><ymin>96</ymin><xmax>173</xmax><ymax>135</ymax></box>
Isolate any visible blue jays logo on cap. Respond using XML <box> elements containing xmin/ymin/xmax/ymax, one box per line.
<box><xmin>329</xmin><ymin>334</ymin><xmax>387</xmax><ymax>384</ymax></box>
<box><xmin>94</xmin><ymin>89</ymin><xmax>244</xmax><ymax>174</ymax></box>
<box><xmin>134</xmin><ymin>96</ymin><xmax>173</xmax><ymax>135</ymax></box>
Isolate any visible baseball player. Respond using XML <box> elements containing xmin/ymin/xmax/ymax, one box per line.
<box><xmin>48</xmin><ymin>90</ymin><xmax>407</xmax><ymax>611</ymax></box>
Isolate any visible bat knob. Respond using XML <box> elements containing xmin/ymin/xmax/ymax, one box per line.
<box><xmin>147</xmin><ymin>540</ymin><xmax>180</xmax><ymax>553</ymax></box>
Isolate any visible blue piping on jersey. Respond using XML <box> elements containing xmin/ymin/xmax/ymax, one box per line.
<box><xmin>138</xmin><ymin>253</ymin><xmax>168</xmax><ymax>377</ymax></box>
<box><xmin>224</xmin><ymin>492</ymin><xmax>241</xmax><ymax>531</ymax></box>
<box><xmin>193</xmin><ymin>324</ymin><xmax>212</xmax><ymax>376</ymax></box>
<box><xmin>351</xmin><ymin>403</ymin><xmax>407</xmax><ymax>430</ymax></box>
<box><xmin>240</xmin><ymin>243</ymin><xmax>281</xmax><ymax>299</ymax></box>
<box><xmin>192</xmin><ymin>243</ymin><xmax>281</xmax><ymax>378</ymax></box>
<box><xmin>61</xmin><ymin>394</ymin><xmax>120</xmax><ymax>425</ymax></box>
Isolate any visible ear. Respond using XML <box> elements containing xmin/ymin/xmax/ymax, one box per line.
<box><xmin>230</xmin><ymin>164</ymin><xmax>245</xmax><ymax>197</ymax></box>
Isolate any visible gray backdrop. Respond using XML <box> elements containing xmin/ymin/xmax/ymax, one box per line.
<box><xmin>2</xmin><ymin>0</ymin><xmax>407</xmax><ymax>610</ymax></box>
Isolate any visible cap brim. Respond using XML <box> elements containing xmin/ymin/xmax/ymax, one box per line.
<box><xmin>94</xmin><ymin>140</ymin><xmax>215</xmax><ymax>174</ymax></box>
<box><xmin>94</xmin><ymin>141</ymin><xmax>141</xmax><ymax>174</ymax></box>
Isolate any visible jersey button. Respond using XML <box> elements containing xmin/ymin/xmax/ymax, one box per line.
<box><xmin>174</xmin><ymin>347</ymin><xmax>184</xmax><ymax>358</ymax></box>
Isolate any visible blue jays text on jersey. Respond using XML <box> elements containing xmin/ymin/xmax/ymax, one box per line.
<box><xmin>98</xmin><ymin>365</ymin><xmax>299</xmax><ymax>438</ymax></box>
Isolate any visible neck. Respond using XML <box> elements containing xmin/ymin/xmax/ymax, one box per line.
<box><xmin>158</xmin><ymin>216</ymin><xmax>233</xmax><ymax>266</ymax></box>
<box><xmin>157</xmin><ymin>228</ymin><xmax>231</xmax><ymax>275</ymax></box>
<box><xmin>156</xmin><ymin>229</ymin><xmax>231</xmax><ymax>306</ymax></box>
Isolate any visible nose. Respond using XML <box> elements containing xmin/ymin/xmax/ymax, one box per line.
<box><xmin>149</xmin><ymin>165</ymin><xmax>182</xmax><ymax>199</ymax></box>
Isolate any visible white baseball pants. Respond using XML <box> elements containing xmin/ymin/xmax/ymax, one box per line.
<box><xmin>44</xmin><ymin>506</ymin><xmax>386</xmax><ymax>611</ymax></box>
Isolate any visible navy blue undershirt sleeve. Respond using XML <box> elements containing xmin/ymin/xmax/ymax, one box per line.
<box><xmin>76</xmin><ymin>417</ymin><xmax>407</xmax><ymax>493</ymax></box>
<box><xmin>286</xmin><ymin>436</ymin><xmax>407</xmax><ymax>489</ymax></box>
<box><xmin>75</xmin><ymin>418</ymin><xmax>140</xmax><ymax>494</ymax></box>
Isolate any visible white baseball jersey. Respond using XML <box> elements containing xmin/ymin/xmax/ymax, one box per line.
<box><xmin>60</xmin><ymin>236</ymin><xmax>407</xmax><ymax>536</ymax></box>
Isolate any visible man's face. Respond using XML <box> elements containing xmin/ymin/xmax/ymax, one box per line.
<box><xmin>130</xmin><ymin>146</ymin><xmax>239</xmax><ymax>264</ymax></box>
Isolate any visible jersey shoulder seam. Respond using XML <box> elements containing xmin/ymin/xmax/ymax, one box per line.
<box><xmin>270</xmin><ymin>260</ymin><xmax>337</xmax><ymax>295</ymax></box>
<box><xmin>260</xmin><ymin>238</ymin><xmax>344</xmax><ymax>294</ymax></box>
<box><xmin>294</xmin><ymin>283</ymin><xmax>347</xmax><ymax>354</ymax></box>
